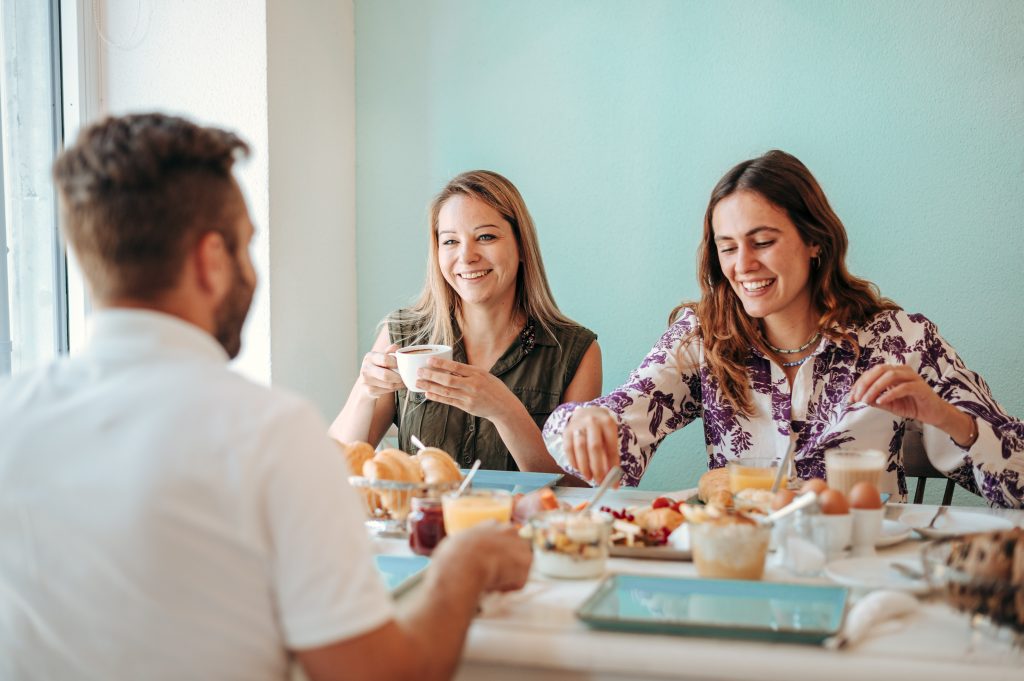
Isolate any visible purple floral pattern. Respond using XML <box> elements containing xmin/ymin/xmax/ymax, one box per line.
<box><xmin>542</xmin><ymin>308</ymin><xmax>1024</xmax><ymax>508</ymax></box>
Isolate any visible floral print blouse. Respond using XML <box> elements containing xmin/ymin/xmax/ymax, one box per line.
<box><xmin>543</xmin><ymin>308</ymin><xmax>1024</xmax><ymax>508</ymax></box>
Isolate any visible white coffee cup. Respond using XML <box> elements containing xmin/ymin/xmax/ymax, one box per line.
<box><xmin>393</xmin><ymin>344</ymin><xmax>453</xmax><ymax>393</ymax></box>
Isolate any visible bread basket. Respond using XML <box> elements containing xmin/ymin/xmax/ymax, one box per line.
<box><xmin>348</xmin><ymin>476</ymin><xmax>460</xmax><ymax>537</ymax></box>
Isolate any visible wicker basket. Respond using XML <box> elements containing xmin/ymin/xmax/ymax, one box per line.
<box><xmin>349</xmin><ymin>476</ymin><xmax>460</xmax><ymax>536</ymax></box>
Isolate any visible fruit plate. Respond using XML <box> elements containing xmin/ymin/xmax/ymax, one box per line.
<box><xmin>608</xmin><ymin>544</ymin><xmax>691</xmax><ymax>561</ymax></box>
<box><xmin>461</xmin><ymin>469</ymin><xmax>562</xmax><ymax>494</ymax></box>
<box><xmin>373</xmin><ymin>554</ymin><xmax>429</xmax><ymax>597</ymax></box>
<box><xmin>576</xmin><ymin>574</ymin><xmax>848</xmax><ymax>644</ymax></box>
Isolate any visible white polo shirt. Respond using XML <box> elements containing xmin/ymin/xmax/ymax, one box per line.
<box><xmin>0</xmin><ymin>310</ymin><xmax>394</xmax><ymax>680</ymax></box>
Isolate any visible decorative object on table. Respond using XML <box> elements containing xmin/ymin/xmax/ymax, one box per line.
<box><xmin>823</xmin><ymin>556</ymin><xmax>931</xmax><ymax>595</ymax></box>
<box><xmin>921</xmin><ymin>529</ymin><xmax>1024</xmax><ymax>637</ymax></box>
<box><xmin>575</xmin><ymin>574</ymin><xmax>848</xmax><ymax>645</ymax></box>
<box><xmin>825</xmin><ymin>589</ymin><xmax>920</xmax><ymax>649</ymax></box>
<box><xmin>529</xmin><ymin>510</ymin><xmax>613</xmax><ymax>579</ymax></box>
<box><xmin>899</xmin><ymin>508</ymin><xmax>1015</xmax><ymax>539</ymax></box>
<box><xmin>373</xmin><ymin>554</ymin><xmax>430</xmax><ymax>597</ymax></box>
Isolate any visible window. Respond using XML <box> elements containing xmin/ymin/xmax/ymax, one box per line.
<box><xmin>0</xmin><ymin>0</ymin><xmax>67</xmax><ymax>376</ymax></box>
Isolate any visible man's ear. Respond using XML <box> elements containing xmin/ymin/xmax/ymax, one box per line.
<box><xmin>193</xmin><ymin>231</ymin><xmax>232</xmax><ymax>300</ymax></box>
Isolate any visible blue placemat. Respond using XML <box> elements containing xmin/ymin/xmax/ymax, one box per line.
<box><xmin>459</xmin><ymin>469</ymin><xmax>562</xmax><ymax>494</ymax></box>
<box><xmin>374</xmin><ymin>554</ymin><xmax>430</xmax><ymax>597</ymax></box>
<box><xmin>577</xmin><ymin>574</ymin><xmax>847</xmax><ymax>645</ymax></box>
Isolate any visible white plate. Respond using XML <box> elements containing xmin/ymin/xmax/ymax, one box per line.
<box><xmin>824</xmin><ymin>556</ymin><xmax>930</xmax><ymax>594</ymax></box>
<box><xmin>899</xmin><ymin>508</ymin><xmax>1014</xmax><ymax>539</ymax></box>
<box><xmin>875</xmin><ymin>519</ymin><xmax>912</xmax><ymax>547</ymax></box>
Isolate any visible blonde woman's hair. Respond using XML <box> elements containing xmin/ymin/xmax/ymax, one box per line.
<box><xmin>388</xmin><ymin>170</ymin><xmax>575</xmax><ymax>346</ymax></box>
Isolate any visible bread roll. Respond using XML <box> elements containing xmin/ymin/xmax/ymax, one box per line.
<box><xmin>364</xmin><ymin>448</ymin><xmax>422</xmax><ymax>483</ymax></box>
<box><xmin>340</xmin><ymin>441</ymin><xmax>375</xmax><ymax>476</ymax></box>
<box><xmin>363</xmin><ymin>449</ymin><xmax>422</xmax><ymax>518</ymax></box>
<box><xmin>698</xmin><ymin>468</ymin><xmax>732</xmax><ymax>508</ymax></box>
<box><xmin>414</xmin><ymin>447</ymin><xmax>462</xmax><ymax>484</ymax></box>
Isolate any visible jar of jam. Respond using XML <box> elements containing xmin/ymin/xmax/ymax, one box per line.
<box><xmin>408</xmin><ymin>496</ymin><xmax>446</xmax><ymax>556</ymax></box>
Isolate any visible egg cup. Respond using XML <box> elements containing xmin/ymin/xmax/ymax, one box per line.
<box><xmin>850</xmin><ymin>507</ymin><xmax>884</xmax><ymax>556</ymax></box>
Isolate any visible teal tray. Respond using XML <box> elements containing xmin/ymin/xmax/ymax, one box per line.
<box><xmin>460</xmin><ymin>469</ymin><xmax>562</xmax><ymax>494</ymax></box>
<box><xmin>576</xmin><ymin>574</ymin><xmax>848</xmax><ymax>645</ymax></box>
<box><xmin>374</xmin><ymin>555</ymin><xmax>429</xmax><ymax>597</ymax></box>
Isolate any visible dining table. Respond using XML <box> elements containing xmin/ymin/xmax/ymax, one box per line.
<box><xmin>373</xmin><ymin>486</ymin><xmax>1024</xmax><ymax>681</ymax></box>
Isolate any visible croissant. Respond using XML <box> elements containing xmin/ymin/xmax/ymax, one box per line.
<box><xmin>414</xmin><ymin>447</ymin><xmax>462</xmax><ymax>485</ymax></box>
<box><xmin>362</xmin><ymin>449</ymin><xmax>422</xmax><ymax>518</ymax></box>
<box><xmin>340</xmin><ymin>441</ymin><xmax>375</xmax><ymax>476</ymax></box>
<box><xmin>697</xmin><ymin>467</ymin><xmax>732</xmax><ymax>508</ymax></box>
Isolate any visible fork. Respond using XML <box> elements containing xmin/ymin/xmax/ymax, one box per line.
<box><xmin>926</xmin><ymin>505</ymin><xmax>949</xmax><ymax>530</ymax></box>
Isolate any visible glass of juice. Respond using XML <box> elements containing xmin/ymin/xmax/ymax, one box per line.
<box><xmin>441</xmin><ymin>489</ymin><xmax>513</xmax><ymax>535</ymax></box>
<box><xmin>727</xmin><ymin>457</ymin><xmax>781</xmax><ymax>494</ymax></box>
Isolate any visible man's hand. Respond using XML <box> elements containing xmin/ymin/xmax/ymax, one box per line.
<box><xmin>432</xmin><ymin>522</ymin><xmax>532</xmax><ymax>593</ymax></box>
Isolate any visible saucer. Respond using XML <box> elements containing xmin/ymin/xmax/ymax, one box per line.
<box><xmin>824</xmin><ymin>556</ymin><xmax>930</xmax><ymax>595</ymax></box>
<box><xmin>875</xmin><ymin>519</ymin><xmax>912</xmax><ymax>547</ymax></box>
<box><xmin>899</xmin><ymin>508</ymin><xmax>1014</xmax><ymax>539</ymax></box>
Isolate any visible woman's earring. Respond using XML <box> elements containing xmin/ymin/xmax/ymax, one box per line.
<box><xmin>811</xmin><ymin>254</ymin><xmax>820</xmax><ymax>269</ymax></box>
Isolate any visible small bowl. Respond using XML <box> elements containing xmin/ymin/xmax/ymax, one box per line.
<box><xmin>530</xmin><ymin>510</ymin><xmax>612</xmax><ymax>579</ymax></box>
<box><xmin>690</xmin><ymin>513</ymin><xmax>771</xmax><ymax>580</ymax></box>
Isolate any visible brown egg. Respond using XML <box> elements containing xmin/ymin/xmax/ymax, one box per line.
<box><xmin>818</xmin><ymin>489</ymin><xmax>850</xmax><ymax>515</ymax></box>
<box><xmin>801</xmin><ymin>478</ymin><xmax>829</xmax><ymax>495</ymax></box>
<box><xmin>848</xmin><ymin>482</ymin><xmax>883</xmax><ymax>510</ymax></box>
<box><xmin>771</xmin><ymin>489</ymin><xmax>796</xmax><ymax>511</ymax></box>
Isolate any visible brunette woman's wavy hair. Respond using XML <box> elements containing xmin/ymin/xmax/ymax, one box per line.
<box><xmin>671</xmin><ymin>150</ymin><xmax>897</xmax><ymax>416</ymax></box>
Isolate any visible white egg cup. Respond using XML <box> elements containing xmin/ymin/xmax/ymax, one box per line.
<box><xmin>811</xmin><ymin>513</ymin><xmax>853</xmax><ymax>560</ymax></box>
<box><xmin>850</xmin><ymin>507</ymin><xmax>884</xmax><ymax>557</ymax></box>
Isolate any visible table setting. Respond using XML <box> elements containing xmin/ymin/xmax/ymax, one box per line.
<box><xmin>339</xmin><ymin>439</ymin><xmax>1024</xmax><ymax>681</ymax></box>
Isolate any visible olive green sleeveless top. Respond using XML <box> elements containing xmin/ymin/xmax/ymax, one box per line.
<box><xmin>388</xmin><ymin>313</ymin><xmax>596</xmax><ymax>471</ymax></box>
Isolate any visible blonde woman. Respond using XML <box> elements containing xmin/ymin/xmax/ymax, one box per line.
<box><xmin>331</xmin><ymin>170</ymin><xmax>601</xmax><ymax>474</ymax></box>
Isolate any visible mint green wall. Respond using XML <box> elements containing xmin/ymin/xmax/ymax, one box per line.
<box><xmin>354</xmin><ymin>0</ymin><xmax>1024</xmax><ymax>499</ymax></box>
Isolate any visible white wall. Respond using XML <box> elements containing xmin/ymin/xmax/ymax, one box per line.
<box><xmin>84</xmin><ymin>0</ymin><xmax>357</xmax><ymax>419</ymax></box>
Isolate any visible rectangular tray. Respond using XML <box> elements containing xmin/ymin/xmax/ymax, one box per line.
<box><xmin>576</xmin><ymin>574</ymin><xmax>847</xmax><ymax>645</ymax></box>
<box><xmin>374</xmin><ymin>554</ymin><xmax>429</xmax><ymax>597</ymax></box>
<box><xmin>460</xmin><ymin>469</ymin><xmax>562</xmax><ymax>494</ymax></box>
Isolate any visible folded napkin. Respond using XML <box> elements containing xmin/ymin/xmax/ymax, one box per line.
<box><xmin>827</xmin><ymin>589</ymin><xmax>920</xmax><ymax>649</ymax></box>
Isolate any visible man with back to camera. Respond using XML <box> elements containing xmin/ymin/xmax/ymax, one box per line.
<box><xmin>0</xmin><ymin>112</ymin><xmax>532</xmax><ymax>680</ymax></box>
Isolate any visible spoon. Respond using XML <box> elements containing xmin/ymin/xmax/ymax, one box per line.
<box><xmin>578</xmin><ymin>465</ymin><xmax>623</xmax><ymax>514</ymax></box>
<box><xmin>454</xmin><ymin>459</ymin><xmax>481</xmax><ymax>496</ymax></box>
<box><xmin>757</xmin><ymin>491</ymin><xmax>818</xmax><ymax>527</ymax></box>
<box><xmin>771</xmin><ymin>440</ymin><xmax>797</xmax><ymax>493</ymax></box>
<box><xmin>410</xmin><ymin>435</ymin><xmax>427</xmax><ymax>453</ymax></box>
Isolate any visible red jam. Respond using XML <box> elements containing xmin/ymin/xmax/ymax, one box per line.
<box><xmin>408</xmin><ymin>497</ymin><xmax>446</xmax><ymax>556</ymax></box>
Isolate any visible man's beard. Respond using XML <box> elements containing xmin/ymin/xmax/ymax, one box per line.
<box><xmin>214</xmin><ymin>256</ymin><xmax>254</xmax><ymax>359</ymax></box>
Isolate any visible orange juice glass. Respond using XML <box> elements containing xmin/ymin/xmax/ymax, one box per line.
<box><xmin>441</xmin><ymin>489</ymin><xmax>513</xmax><ymax>535</ymax></box>
<box><xmin>727</xmin><ymin>458</ymin><xmax>781</xmax><ymax>493</ymax></box>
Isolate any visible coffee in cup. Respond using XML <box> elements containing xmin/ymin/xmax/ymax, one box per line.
<box><xmin>824</xmin><ymin>449</ymin><xmax>885</xmax><ymax>496</ymax></box>
<box><xmin>393</xmin><ymin>344</ymin><xmax>453</xmax><ymax>393</ymax></box>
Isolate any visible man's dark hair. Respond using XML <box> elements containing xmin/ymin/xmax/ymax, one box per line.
<box><xmin>52</xmin><ymin>113</ymin><xmax>250</xmax><ymax>300</ymax></box>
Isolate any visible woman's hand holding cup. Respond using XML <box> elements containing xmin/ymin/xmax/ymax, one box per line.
<box><xmin>358</xmin><ymin>343</ymin><xmax>405</xmax><ymax>399</ymax></box>
<box><xmin>563</xmin><ymin>406</ymin><xmax>620</xmax><ymax>485</ymax></box>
